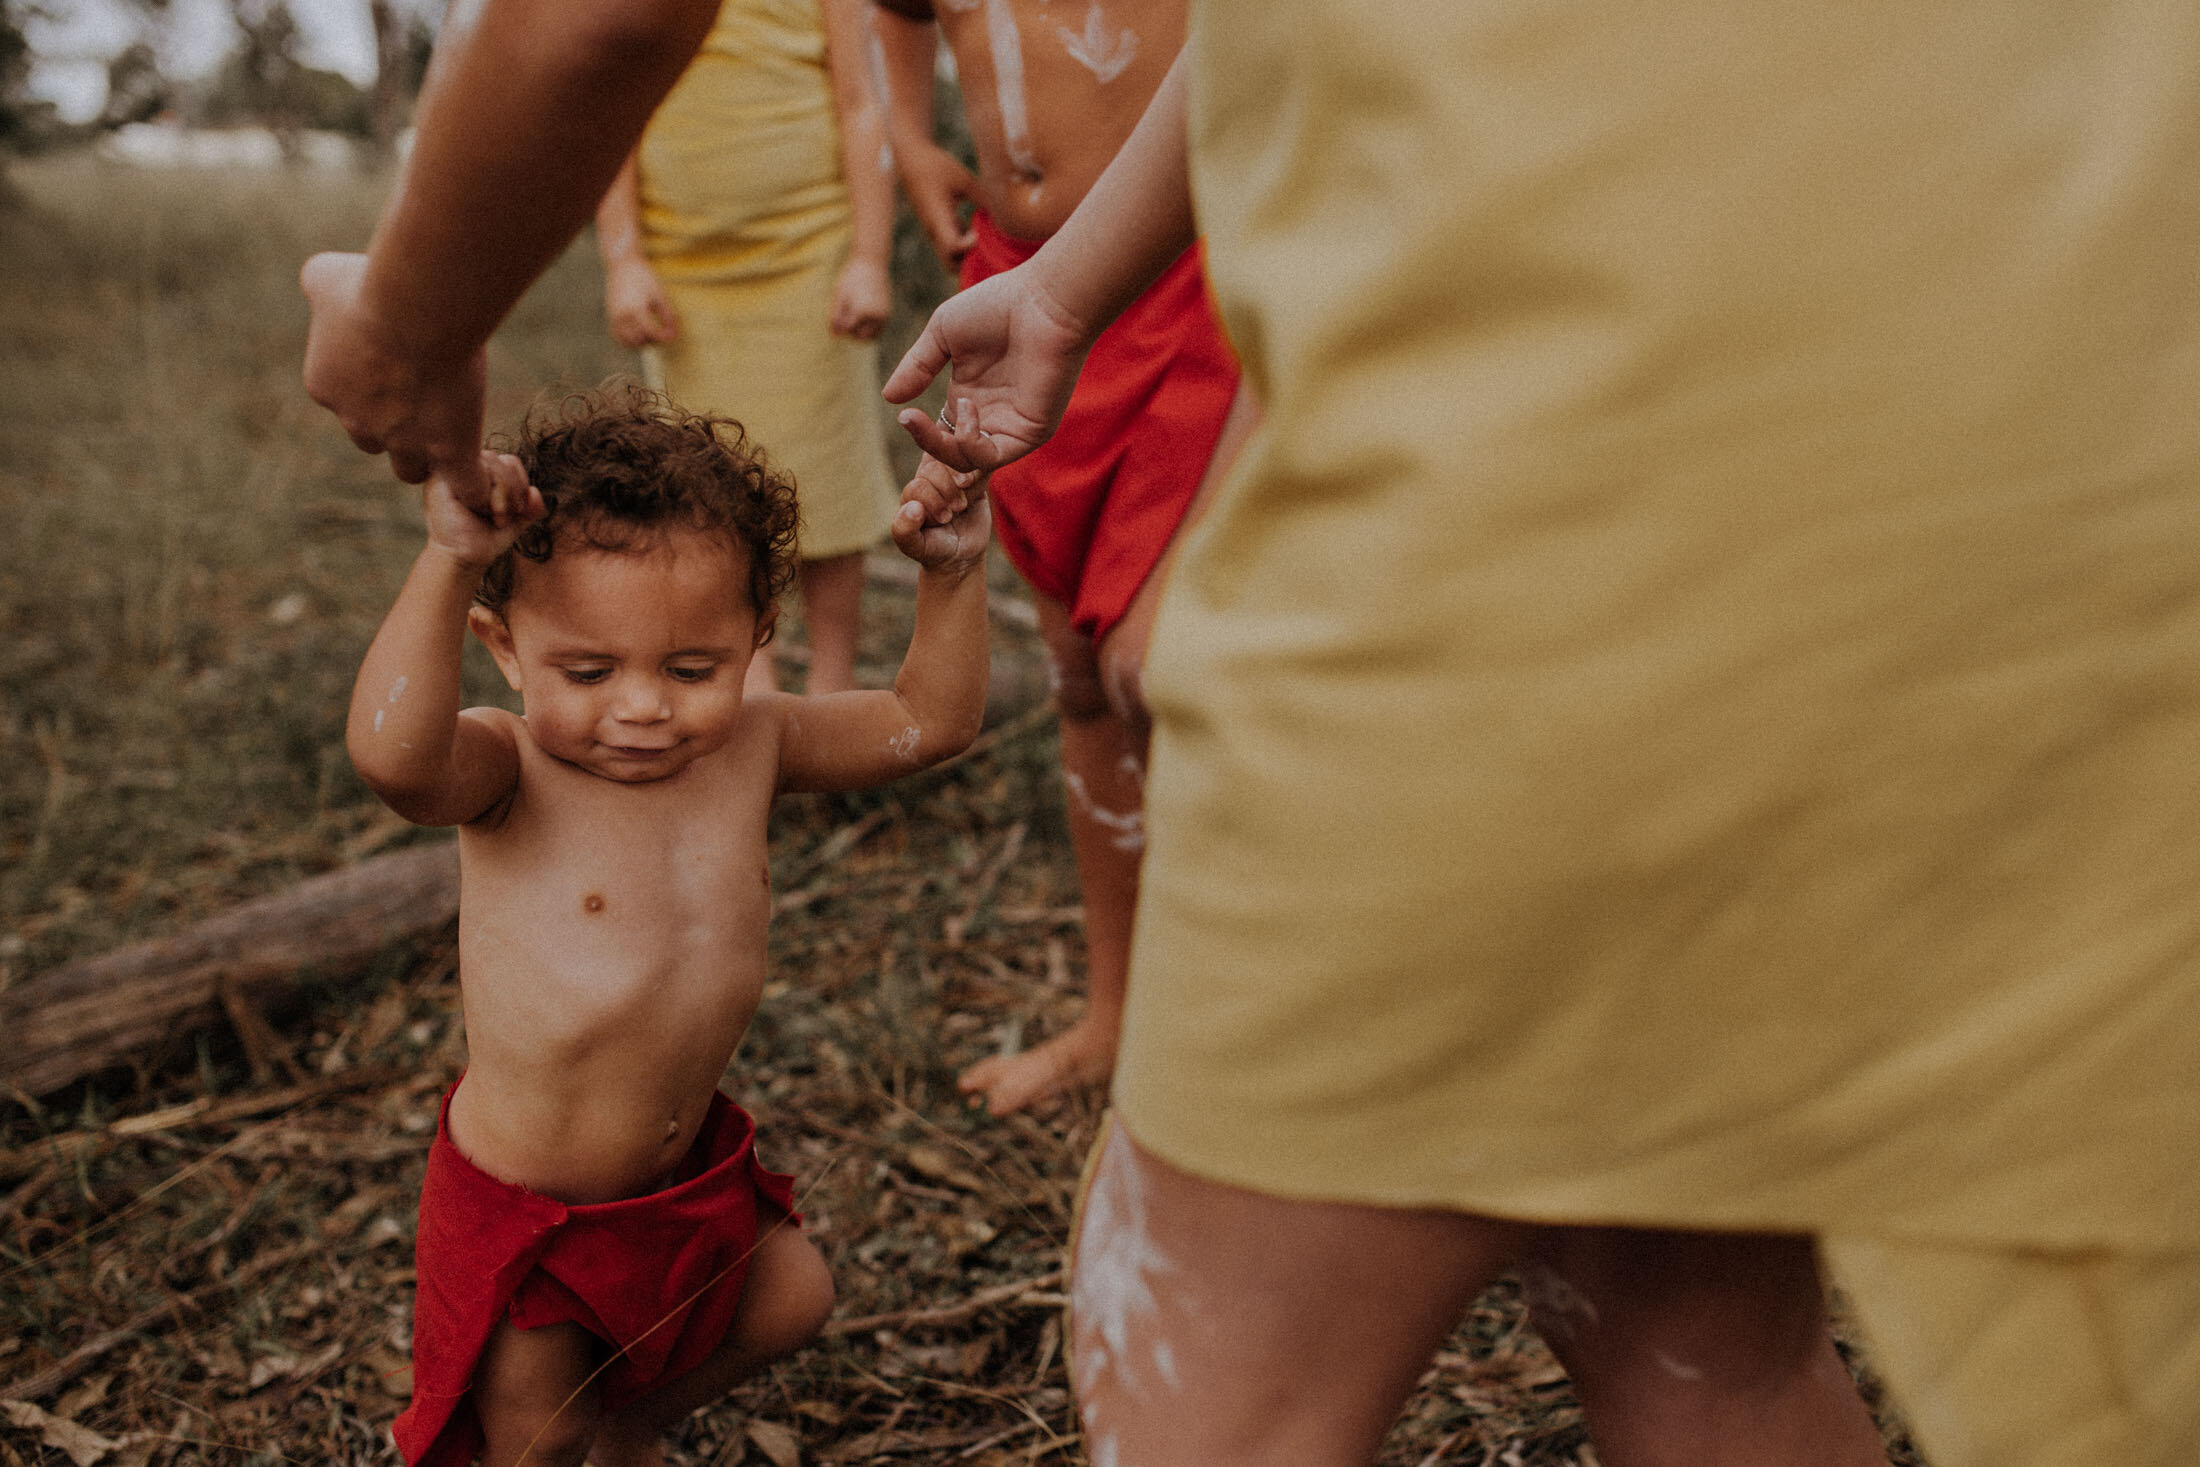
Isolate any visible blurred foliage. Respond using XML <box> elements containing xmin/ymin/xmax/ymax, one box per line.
<box><xmin>193</xmin><ymin>0</ymin><xmax>373</xmax><ymax>142</ymax></box>
<box><xmin>0</xmin><ymin>155</ymin><xmax>625</xmax><ymax>987</ymax></box>
<box><xmin>0</xmin><ymin>0</ymin><xmax>56</xmax><ymax>172</ymax></box>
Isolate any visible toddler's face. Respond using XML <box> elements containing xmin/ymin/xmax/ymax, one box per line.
<box><xmin>473</xmin><ymin>531</ymin><xmax>766</xmax><ymax>782</ymax></box>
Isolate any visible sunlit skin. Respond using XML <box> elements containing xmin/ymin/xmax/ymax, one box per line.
<box><xmin>874</xmin><ymin>0</ymin><xmax>1184</xmax><ymax>259</ymax></box>
<box><xmin>347</xmin><ymin>448</ymin><xmax>989</xmax><ymax>1466</ymax></box>
<box><xmin>873</xmin><ymin>0</ymin><xmax>1255</xmax><ymax>1117</ymax></box>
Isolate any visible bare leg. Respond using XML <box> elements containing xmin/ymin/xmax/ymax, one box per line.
<box><xmin>958</xmin><ymin>388</ymin><xmax>1258</xmax><ymax>1117</ymax></box>
<box><xmin>1069</xmin><ymin>1127</ymin><xmax>1890</xmax><ymax>1467</ymax></box>
<box><xmin>797</xmin><ymin>551</ymin><xmax>866</xmax><ymax>695</ymax></box>
<box><xmin>1071</xmin><ymin>1124</ymin><xmax>1523</xmax><ymax>1466</ymax></box>
<box><xmin>1522</xmin><ymin>1229</ymin><xmax>1890</xmax><ymax>1467</ymax></box>
<box><xmin>473</xmin><ymin>1319</ymin><xmax>604</xmax><ymax>1467</ymax></box>
<box><xmin>589</xmin><ymin>1217</ymin><xmax>835</xmax><ymax>1467</ymax></box>
<box><xmin>958</xmin><ymin>596</ymin><xmax>1138</xmax><ymax>1116</ymax></box>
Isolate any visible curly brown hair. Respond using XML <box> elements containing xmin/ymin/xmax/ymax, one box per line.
<box><xmin>474</xmin><ymin>381</ymin><xmax>802</xmax><ymax>631</ymax></box>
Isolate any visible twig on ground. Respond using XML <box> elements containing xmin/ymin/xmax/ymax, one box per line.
<box><xmin>825</xmin><ymin>1269</ymin><xmax>1064</xmax><ymax>1337</ymax></box>
<box><xmin>2</xmin><ymin>1236</ymin><xmax>322</xmax><ymax>1402</ymax></box>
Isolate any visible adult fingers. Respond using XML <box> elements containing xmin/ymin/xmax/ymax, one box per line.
<box><xmin>882</xmin><ymin>324</ymin><xmax>951</xmax><ymax>405</ymax></box>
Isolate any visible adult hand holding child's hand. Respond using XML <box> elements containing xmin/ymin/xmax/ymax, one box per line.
<box><xmin>891</xmin><ymin>454</ymin><xmax>991</xmax><ymax>575</ymax></box>
<box><xmin>422</xmin><ymin>453</ymin><xmax>542</xmax><ymax>569</ymax></box>
<box><xmin>883</xmin><ymin>264</ymin><xmax>1090</xmax><ymax>474</ymax></box>
<box><xmin>300</xmin><ymin>251</ymin><xmax>509</xmax><ymax>521</ymax></box>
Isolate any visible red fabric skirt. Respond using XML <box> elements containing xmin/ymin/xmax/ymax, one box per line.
<box><xmin>960</xmin><ymin>210</ymin><xmax>1241</xmax><ymax>644</ymax></box>
<box><xmin>393</xmin><ymin>1086</ymin><xmax>797</xmax><ymax>1467</ymax></box>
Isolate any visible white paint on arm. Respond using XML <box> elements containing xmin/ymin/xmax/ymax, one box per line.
<box><xmin>387</xmin><ymin>675</ymin><xmax>408</xmax><ymax>702</ymax></box>
<box><xmin>889</xmin><ymin>726</ymin><xmax>923</xmax><ymax>761</ymax></box>
<box><xmin>1057</xmin><ymin>1</ymin><xmax>1138</xmax><ymax>83</ymax></box>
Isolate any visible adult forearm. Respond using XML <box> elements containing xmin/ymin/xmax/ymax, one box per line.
<box><xmin>357</xmin><ymin>0</ymin><xmax>719</xmax><ymax>365</ymax></box>
<box><xmin>1026</xmin><ymin>53</ymin><xmax>1194</xmax><ymax>344</ymax></box>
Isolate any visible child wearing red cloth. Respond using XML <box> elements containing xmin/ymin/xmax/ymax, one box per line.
<box><xmin>348</xmin><ymin>382</ymin><xmax>991</xmax><ymax>1467</ymax></box>
<box><xmin>872</xmin><ymin>0</ymin><xmax>1257</xmax><ymax>1115</ymax></box>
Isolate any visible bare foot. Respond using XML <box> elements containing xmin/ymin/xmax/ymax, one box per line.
<box><xmin>586</xmin><ymin>1420</ymin><xmax>665</xmax><ymax>1467</ymax></box>
<box><xmin>959</xmin><ymin>1012</ymin><xmax>1118</xmax><ymax>1116</ymax></box>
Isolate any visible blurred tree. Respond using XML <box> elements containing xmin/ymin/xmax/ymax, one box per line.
<box><xmin>363</xmin><ymin>0</ymin><xmax>433</xmax><ymax>158</ymax></box>
<box><xmin>196</xmin><ymin>0</ymin><xmax>374</xmax><ymax>147</ymax></box>
<box><xmin>0</xmin><ymin>0</ymin><xmax>58</xmax><ymax>188</ymax></box>
<box><xmin>99</xmin><ymin>41</ymin><xmax>171</xmax><ymax>128</ymax></box>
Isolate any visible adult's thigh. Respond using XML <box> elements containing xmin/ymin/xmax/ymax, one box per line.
<box><xmin>1071</xmin><ymin>1122</ymin><xmax>1525</xmax><ymax>1467</ymax></box>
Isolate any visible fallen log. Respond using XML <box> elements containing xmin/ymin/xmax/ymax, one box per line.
<box><xmin>1</xmin><ymin>842</ymin><xmax>458</xmax><ymax>1098</ymax></box>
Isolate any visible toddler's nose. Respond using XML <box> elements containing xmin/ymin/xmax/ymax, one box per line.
<box><xmin>612</xmin><ymin>680</ymin><xmax>671</xmax><ymax>722</ymax></box>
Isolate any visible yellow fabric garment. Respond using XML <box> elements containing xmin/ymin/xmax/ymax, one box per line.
<box><xmin>1822</xmin><ymin>1237</ymin><xmax>2200</xmax><ymax>1467</ymax></box>
<box><xmin>1121</xmin><ymin>0</ymin><xmax>2200</xmax><ymax>1452</ymax></box>
<box><xmin>636</xmin><ymin>0</ymin><xmax>894</xmax><ymax>559</ymax></box>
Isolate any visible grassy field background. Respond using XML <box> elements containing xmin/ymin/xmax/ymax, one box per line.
<box><xmin>0</xmin><ymin>156</ymin><xmax>1922</xmax><ymax>1467</ymax></box>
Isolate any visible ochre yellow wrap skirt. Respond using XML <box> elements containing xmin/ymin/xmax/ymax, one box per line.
<box><xmin>636</xmin><ymin>0</ymin><xmax>895</xmax><ymax>560</ymax></box>
<box><xmin>1120</xmin><ymin>3</ymin><xmax>2200</xmax><ymax>1462</ymax></box>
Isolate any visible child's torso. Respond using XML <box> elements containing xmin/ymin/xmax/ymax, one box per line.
<box><xmin>448</xmin><ymin>716</ymin><xmax>780</xmax><ymax>1204</ymax></box>
<box><xmin>934</xmin><ymin>0</ymin><xmax>1185</xmax><ymax>240</ymax></box>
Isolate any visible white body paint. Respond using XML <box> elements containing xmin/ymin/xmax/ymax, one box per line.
<box><xmin>372</xmin><ymin>709</ymin><xmax>385</xmax><ymax>733</ymax></box>
<box><xmin>387</xmin><ymin>676</ymin><xmax>408</xmax><ymax>702</ymax></box>
<box><xmin>982</xmin><ymin>0</ymin><xmax>1042</xmax><ymax>179</ymax></box>
<box><xmin>1073</xmin><ymin>1125</ymin><xmax>1183</xmax><ymax>1411</ymax></box>
<box><xmin>1057</xmin><ymin>1</ymin><xmax>1138</xmax><ymax>83</ymax></box>
<box><xmin>1654</xmin><ymin>1349</ymin><xmax>1705</xmax><ymax>1382</ymax></box>
<box><xmin>1063</xmin><ymin>770</ymin><xmax>1145</xmax><ymax>852</ymax></box>
<box><xmin>889</xmin><ymin>726</ymin><xmax>923</xmax><ymax>761</ymax></box>
<box><xmin>1521</xmin><ymin>1262</ymin><xmax>1601</xmax><ymax>1344</ymax></box>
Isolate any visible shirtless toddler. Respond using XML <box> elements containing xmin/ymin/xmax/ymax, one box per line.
<box><xmin>871</xmin><ymin>0</ymin><xmax>1256</xmax><ymax>1115</ymax></box>
<box><xmin>348</xmin><ymin>383</ymin><xmax>990</xmax><ymax>1467</ymax></box>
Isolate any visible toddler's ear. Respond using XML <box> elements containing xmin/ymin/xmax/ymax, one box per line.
<box><xmin>752</xmin><ymin>605</ymin><xmax>780</xmax><ymax>651</ymax></box>
<box><xmin>467</xmin><ymin>606</ymin><xmax>524</xmax><ymax>692</ymax></box>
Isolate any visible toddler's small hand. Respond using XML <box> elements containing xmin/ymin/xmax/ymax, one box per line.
<box><xmin>891</xmin><ymin>455</ymin><xmax>990</xmax><ymax>573</ymax></box>
<box><xmin>830</xmin><ymin>260</ymin><xmax>891</xmax><ymax>342</ymax></box>
<box><xmin>424</xmin><ymin>452</ymin><xmax>542</xmax><ymax>566</ymax></box>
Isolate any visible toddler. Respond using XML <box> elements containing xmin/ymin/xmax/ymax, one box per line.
<box><xmin>348</xmin><ymin>382</ymin><xmax>990</xmax><ymax>1467</ymax></box>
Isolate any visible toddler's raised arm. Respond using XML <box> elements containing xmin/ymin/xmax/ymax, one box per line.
<box><xmin>347</xmin><ymin>456</ymin><xmax>538</xmax><ymax>826</ymax></box>
<box><xmin>773</xmin><ymin>453</ymin><xmax>990</xmax><ymax>793</ymax></box>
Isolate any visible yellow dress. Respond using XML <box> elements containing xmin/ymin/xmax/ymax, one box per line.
<box><xmin>1119</xmin><ymin>3</ymin><xmax>2200</xmax><ymax>1462</ymax></box>
<box><xmin>635</xmin><ymin>0</ymin><xmax>895</xmax><ymax>560</ymax></box>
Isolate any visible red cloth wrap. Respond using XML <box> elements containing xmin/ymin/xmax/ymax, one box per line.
<box><xmin>959</xmin><ymin>210</ymin><xmax>1240</xmax><ymax>644</ymax></box>
<box><xmin>392</xmin><ymin>1087</ymin><xmax>797</xmax><ymax>1467</ymax></box>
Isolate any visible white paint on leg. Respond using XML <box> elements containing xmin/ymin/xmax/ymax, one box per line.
<box><xmin>1063</xmin><ymin>771</ymin><xmax>1145</xmax><ymax>852</ymax></box>
<box><xmin>387</xmin><ymin>675</ymin><xmax>408</xmax><ymax>702</ymax></box>
<box><xmin>1654</xmin><ymin>1349</ymin><xmax>1705</xmax><ymax>1382</ymax></box>
<box><xmin>1521</xmin><ymin>1262</ymin><xmax>1601</xmax><ymax>1344</ymax></box>
<box><xmin>1073</xmin><ymin>1126</ymin><xmax>1182</xmax><ymax>1405</ymax></box>
<box><xmin>889</xmin><ymin>726</ymin><xmax>922</xmax><ymax>761</ymax></box>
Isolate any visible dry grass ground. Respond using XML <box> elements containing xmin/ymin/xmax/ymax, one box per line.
<box><xmin>0</xmin><ymin>155</ymin><xmax>1922</xmax><ymax>1467</ymax></box>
